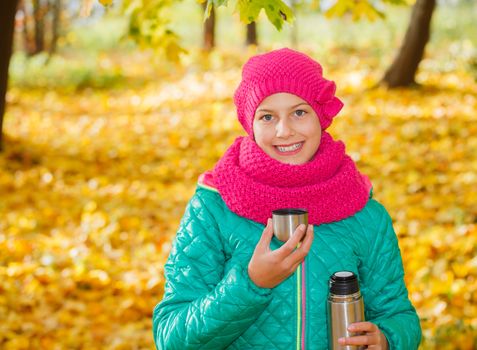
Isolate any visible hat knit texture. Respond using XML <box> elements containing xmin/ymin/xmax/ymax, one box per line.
<box><xmin>234</xmin><ymin>48</ymin><xmax>344</xmax><ymax>136</ymax></box>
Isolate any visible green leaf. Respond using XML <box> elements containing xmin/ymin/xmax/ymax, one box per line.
<box><xmin>121</xmin><ymin>0</ymin><xmax>185</xmax><ymax>62</ymax></box>
<box><xmin>236</xmin><ymin>0</ymin><xmax>294</xmax><ymax>28</ymax></box>
<box><xmin>264</xmin><ymin>0</ymin><xmax>294</xmax><ymax>30</ymax></box>
<box><xmin>236</xmin><ymin>0</ymin><xmax>263</xmax><ymax>23</ymax></box>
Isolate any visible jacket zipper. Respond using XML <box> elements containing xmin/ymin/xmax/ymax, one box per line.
<box><xmin>296</xmin><ymin>264</ymin><xmax>301</xmax><ymax>350</ymax></box>
<box><xmin>296</xmin><ymin>261</ymin><xmax>307</xmax><ymax>350</ymax></box>
<box><xmin>301</xmin><ymin>260</ymin><xmax>306</xmax><ymax>350</ymax></box>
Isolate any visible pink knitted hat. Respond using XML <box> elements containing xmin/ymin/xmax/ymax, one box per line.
<box><xmin>234</xmin><ymin>48</ymin><xmax>344</xmax><ymax>136</ymax></box>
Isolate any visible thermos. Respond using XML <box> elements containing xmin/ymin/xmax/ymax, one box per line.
<box><xmin>327</xmin><ymin>271</ymin><xmax>365</xmax><ymax>350</ymax></box>
<box><xmin>272</xmin><ymin>208</ymin><xmax>308</xmax><ymax>242</ymax></box>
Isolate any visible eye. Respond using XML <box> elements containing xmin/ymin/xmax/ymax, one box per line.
<box><xmin>295</xmin><ymin>109</ymin><xmax>306</xmax><ymax>117</ymax></box>
<box><xmin>261</xmin><ymin>114</ymin><xmax>273</xmax><ymax>122</ymax></box>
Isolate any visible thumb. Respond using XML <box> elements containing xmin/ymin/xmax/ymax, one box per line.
<box><xmin>257</xmin><ymin>218</ymin><xmax>273</xmax><ymax>251</ymax></box>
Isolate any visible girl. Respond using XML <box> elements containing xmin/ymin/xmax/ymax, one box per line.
<box><xmin>153</xmin><ymin>48</ymin><xmax>421</xmax><ymax>349</ymax></box>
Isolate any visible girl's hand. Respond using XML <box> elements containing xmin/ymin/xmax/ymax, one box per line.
<box><xmin>338</xmin><ymin>322</ymin><xmax>389</xmax><ymax>350</ymax></box>
<box><xmin>248</xmin><ymin>218</ymin><xmax>314</xmax><ymax>289</ymax></box>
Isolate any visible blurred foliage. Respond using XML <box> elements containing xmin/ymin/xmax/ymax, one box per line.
<box><xmin>115</xmin><ymin>0</ymin><xmax>409</xmax><ymax>60</ymax></box>
<box><xmin>324</xmin><ymin>0</ymin><xmax>405</xmax><ymax>21</ymax></box>
<box><xmin>121</xmin><ymin>0</ymin><xmax>186</xmax><ymax>61</ymax></box>
<box><xmin>10</xmin><ymin>2</ymin><xmax>477</xmax><ymax>91</ymax></box>
<box><xmin>9</xmin><ymin>53</ymin><xmax>125</xmax><ymax>91</ymax></box>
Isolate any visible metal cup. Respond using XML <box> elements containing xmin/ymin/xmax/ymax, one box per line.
<box><xmin>272</xmin><ymin>208</ymin><xmax>308</xmax><ymax>242</ymax></box>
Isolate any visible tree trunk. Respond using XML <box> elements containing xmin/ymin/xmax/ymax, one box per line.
<box><xmin>246</xmin><ymin>22</ymin><xmax>257</xmax><ymax>46</ymax></box>
<box><xmin>33</xmin><ymin>0</ymin><xmax>45</xmax><ymax>54</ymax></box>
<box><xmin>49</xmin><ymin>0</ymin><xmax>61</xmax><ymax>55</ymax></box>
<box><xmin>382</xmin><ymin>0</ymin><xmax>436</xmax><ymax>88</ymax></box>
<box><xmin>20</xmin><ymin>0</ymin><xmax>33</xmax><ymax>55</ymax></box>
<box><xmin>202</xmin><ymin>3</ymin><xmax>215</xmax><ymax>51</ymax></box>
<box><xmin>0</xmin><ymin>0</ymin><xmax>19</xmax><ymax>151</ymax></box>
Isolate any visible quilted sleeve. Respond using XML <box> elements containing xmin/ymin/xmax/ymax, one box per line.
<box><xmin>152</xmin><ymin>192</ymin><xmax>273</xmax><ymax>350</ymax></box>
<box><xmin>357</xmin><ymin>200</ymin><xmax>422</xmax><ymax>350</ymax></box>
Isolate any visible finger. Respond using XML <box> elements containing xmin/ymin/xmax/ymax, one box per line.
<box><xmin>338</xmin><ymin>334</ymin><xmax>378</xmax><ymax>346</ymax></box>
<box><xmin>348</xmin><ymin>322</ymin><xmax>378</xmax><ymax>333</ymax></box>
<box><xmin>289</xmin><ymin>258</ymin><xmax>304</xmax><ymax>274</ymax></box>
<box><xmin>256</xmin><ymin>218</ymin><xmax>274</xmax><ymax>251</ymax></box>
<box><xmin>277</xmin><ymin>224</ymin><xmax>306</xmax><ymax>256</ymax></box>
<box><xmin>285</xmin><ymin>225</ymin><xmax>314</xmax><ymax>264</ymax></box>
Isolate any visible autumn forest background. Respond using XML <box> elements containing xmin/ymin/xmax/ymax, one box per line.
<box><xmin>0</xmin><ymin>0</ymin><xmax>476</xmax><ymax>349</ymax></box>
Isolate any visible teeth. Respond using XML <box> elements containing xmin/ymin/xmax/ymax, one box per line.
<box><xmin>276</xmin><ymin>143</ymin><xmax>302</xmax><ymax>152</ymax></box>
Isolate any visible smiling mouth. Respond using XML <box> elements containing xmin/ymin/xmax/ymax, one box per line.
<box><xmin>275</xmin><ymin>142</ymin><xmax>304</xmax><ymax>153</ymax></box>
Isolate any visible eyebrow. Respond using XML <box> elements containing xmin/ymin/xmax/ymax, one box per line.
<box><xmin>256</xmin><ymin>102</ymin><xmax>310</xmax><ymax>113</ymax></box>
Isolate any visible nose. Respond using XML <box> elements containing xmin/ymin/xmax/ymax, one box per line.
<box><xmin>276</xmin><ymin>118</ymin><xmax>294</xmax><ymax>138</ymax></box>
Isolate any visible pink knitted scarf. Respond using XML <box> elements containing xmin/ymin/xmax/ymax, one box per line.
<box><xmin>202</xmin><ymin>132</ymin><xmax>372</xmax><ymax>226</ymax></box>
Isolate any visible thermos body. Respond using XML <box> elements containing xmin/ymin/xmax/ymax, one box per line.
<box><xmin>327</xmin><ymin>271</ymin><xmax>366</xmax><ymax>350</ymax></box>
<box><xmin>327</xmin><ymin>292</ymin><xmax>365</xmax><ymax>350</ymax></box>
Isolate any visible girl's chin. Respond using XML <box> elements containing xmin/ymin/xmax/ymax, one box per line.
<box><xmin>278</xmin><ymin>158</ymin><xmax>307</xmax><ymax>165</ymax></box>
<box><xmin>271</xmin><ymin>153</ymin><xmax>309</xmax><ymax>165</ymax></box>
<box><xmin>263</xmin><ymin>146</ymin><xmax>314</xmax><ymax>165</ymax></box>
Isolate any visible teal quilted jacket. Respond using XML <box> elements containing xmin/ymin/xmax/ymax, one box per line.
<box><xmin>153</xmin><ymin>184</ymin><xmax>421</xmax><ymax>349</ymax></box>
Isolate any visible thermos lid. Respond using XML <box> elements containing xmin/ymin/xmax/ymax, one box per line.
<box><xmin>329</xmin><ymin>271</ymin><xmax>360</xmax><ymax>295</ymax></box>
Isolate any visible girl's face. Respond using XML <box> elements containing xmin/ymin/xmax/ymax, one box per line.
<box><xmin>253</xmin><ymin>93</ymin><xmax>322</xmax><ymax>165</ymax></box>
